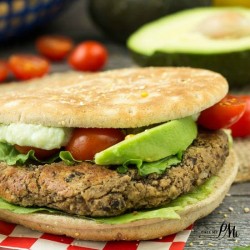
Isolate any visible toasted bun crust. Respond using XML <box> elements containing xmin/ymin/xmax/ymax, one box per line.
<box><xmin>0</xmin><ymin>150</ymin><xmax>238</xmax><ymax>241</ymax></box>
<box><xmin>0</xmin><ymin>67</ymin><xmax>227</xmax><ymax>128</ymax></box>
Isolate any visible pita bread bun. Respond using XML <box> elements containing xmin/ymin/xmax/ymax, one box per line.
<box><xmin>0</xmin><ymin>67</ymin><xmax>228</xmax><ymax>128</ymax></box>
<box><xmin>0</xmin><ymin>150</ymin><xmax>238</xmax><ymax>241</ymax></box>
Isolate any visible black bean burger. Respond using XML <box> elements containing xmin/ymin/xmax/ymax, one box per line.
<box><xmin>0</xmin><ymin>67</ymin><xmax>238</xmax><ymax>241</ymax></box>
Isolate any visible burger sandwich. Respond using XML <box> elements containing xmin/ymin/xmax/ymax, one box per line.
<box><xmin>0</xmin><ymin>67</ymin><xmax>238</xmax><ymax>241</ymax></box>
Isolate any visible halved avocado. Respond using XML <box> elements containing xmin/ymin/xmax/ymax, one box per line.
<box><xmin>127</xmin><ymin>7</ymin><xmax>250</xmax><ymax>87</ymax></box>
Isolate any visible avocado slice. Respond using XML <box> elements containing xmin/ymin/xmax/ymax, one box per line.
<box><xmin>95</xmin><ymin>117</ymin><xmax>197</xmax><ymax>165</ymax></box>
<box><xmin>127</xmin><ymin>7</ymin><xmax>250</xmax><ymax>86</ymax></box>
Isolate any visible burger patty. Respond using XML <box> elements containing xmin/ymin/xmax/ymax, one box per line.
<box><xmin>0</xmin><ymin>129</ymin><xmax>229</xmax><ymax>217</ymax></box>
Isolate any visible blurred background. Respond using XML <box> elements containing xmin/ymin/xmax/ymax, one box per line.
<box><xmin>1</xmin><ymin>0</ymin><xmax>250</xmax><ymax>85</ymax></box>
<box><xmin>0</xmin><ymin>0</ymin><xmax>133</xmax><ymax>71</ymax></box>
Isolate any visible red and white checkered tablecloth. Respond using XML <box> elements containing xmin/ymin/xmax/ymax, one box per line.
<box><xmin>0</xmin><ymin>220</ymin><xmax>193</xmax><ymax>250</ymax></box>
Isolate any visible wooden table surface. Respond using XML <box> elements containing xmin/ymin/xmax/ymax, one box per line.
<box><xmin>1</xmin><ymin>1</ymin><xmax>249</xmax><ymax>249</ymax></box>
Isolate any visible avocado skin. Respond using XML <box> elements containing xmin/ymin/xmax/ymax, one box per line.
<box><xmin>130</xmin><ymin>50</ymin><xmax>250</xmax><ymax>87</ymax></box>
<box><xmin>88</xmin><ymin>0</ymin><xmax>211</xmax><ymax>43</ymax></box>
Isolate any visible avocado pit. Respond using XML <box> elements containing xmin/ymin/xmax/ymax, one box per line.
<box><xmin>197</xmin><ymin>11</ymin><xmax>250</xmax><ymax>39</ymax></box>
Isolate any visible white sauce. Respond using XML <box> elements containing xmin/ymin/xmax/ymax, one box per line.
<box><xmin>0</xmin><ymin>123</ymin><xmax>73</xmax><ymax>150</ymax></box>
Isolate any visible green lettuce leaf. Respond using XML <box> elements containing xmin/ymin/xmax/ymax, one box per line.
<box><xmin>0</xmin><ymin>142</ymin><xmax>181</xmax><ymax>176</ymax></box>
<box><xmin>0</xmin><ymin>142</ymin><xmax>79</xmax><ymax>166</ymax></box>
<box><xmin>232</xmin><ymin>247</ymin><xmax>250</xmax><ymax>250</ymax></box>
<box><xmin>0</xmin><ymin>142</ymin><xmax>38</xmax><ymax>165</ymax></box>
<box><xmin>118</xmin><ymin>152</ymin><xmax>182</xmax><ymax>176</ymax></box>
<box><xmin>59</xmin><ymin>151</ymin><xmax>81</xmax><ymax>165</ymax></box>
<box><xmin>0</xmin><ymin>176</ymin><xmax>217</xmax><ymax>224</ymax></box>
<box><xmin>95</xmin><ymin>206</ymin><xmax>182</xmax><ymax>224</ymax></box>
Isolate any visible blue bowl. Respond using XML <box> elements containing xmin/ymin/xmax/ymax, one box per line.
<box><xmin>0</xmin><ymin>0</ymin><xmax>68</xmax><ymax>42</ymax></box>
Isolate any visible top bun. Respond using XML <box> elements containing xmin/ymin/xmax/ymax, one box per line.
<box><xmin>0</xmin><ymin>67</ymin><xmax>228</xmax><ymax>128</ymax></box>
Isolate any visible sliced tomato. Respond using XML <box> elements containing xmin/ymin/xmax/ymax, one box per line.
<box><xmin>14</xmin><ymin>145</ymin><xmax>59</xmax><ymax>160</ymax></box>
<box><xmin>66</xmin><ymin>128</ymin><xmax>124</xmax><ymax>161</ymax></box>
<box><xmin>36</xmin><ymin>35</ymin><xmax>73</xmax><ymax>60</ymax></box>
<box><xmin>0</xmin><ymin>61</ymin><xmax>8</xmax><ymax>82</ymax></box>
<box><xmin>229</xmin><ymin>95</ymin><xmax>250</xmax><ymax>137</ymax></box>
<box><xmin>68</xmin><ymin>41</ymin><xmax>108</xmax><ymax>72</ymax></box>
<box><xmin>8</xmin><ymin>54</ymin><xmax>50</xmax><ymax>80</ymax></box>
<box><xmin>197</xmin><ymin>95</ymin><xmax>246</xmax><ymax>130</ymax></box>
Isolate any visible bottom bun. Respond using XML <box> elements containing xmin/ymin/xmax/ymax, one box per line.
<box><xmin>0</xmin><ymin>150</ymin><xmax>238</xmax><ymax>241</ymax></box>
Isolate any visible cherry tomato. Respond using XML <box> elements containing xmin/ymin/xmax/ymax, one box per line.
<box><xmin>8</xmin><ymin>54</ymin><xmax>50</xmax><ymax>80</ymax></box>
<box><xmin>68</xmin><ymin>41</ymin><xmax>108</xmax><ymax>71</ymax></box>
<box><xmin>0</xmin><ymin>61</ymin><xmax>8</xmax><ymax>82</ymax></box>
<box><xmin>229</xmin><ymin>95</ymin><xmax>250</xmax><ymax>137</ymax></box>
<box><xmin>197</xmin><ymin>95</ymin><xmax>246</xmax><ymax>130</ymax></box>
<box><xmin>14</xmin><ymin>145</ymin><xmax>59</xmax><ymax>160</ymax></box>
<box><xmin>36</xmin><ymin>35</ymin><xmax>73</xmax><ymax>61</ymax></box>
<box><xmin>66</xmin><ymin>128</ymin><xmax>124</xmax><ymax>161</ymax></box>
